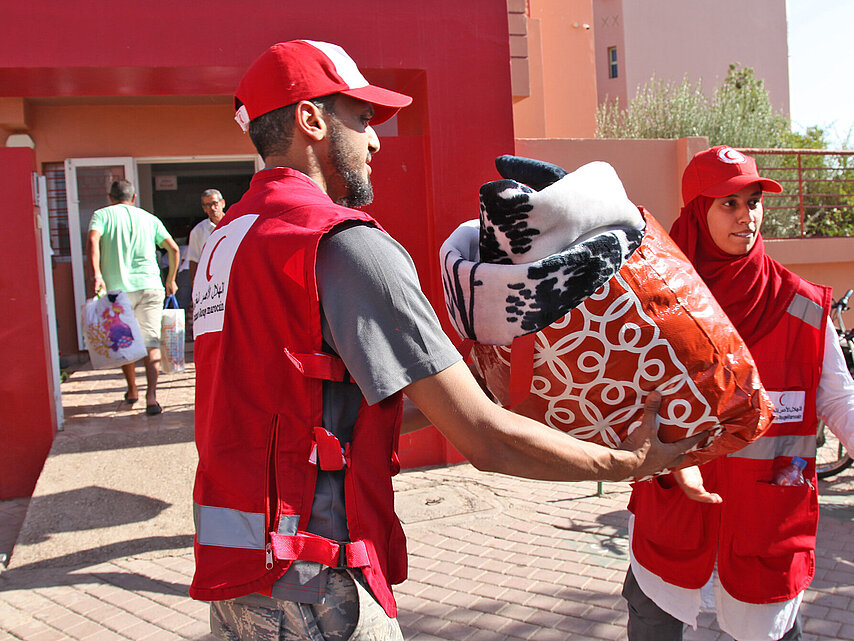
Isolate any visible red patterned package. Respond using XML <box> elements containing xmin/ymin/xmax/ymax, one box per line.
<box><xmin>441</xmin><ymin>156</ymin><xmax>774</xmax><ymax>471</ymax></box>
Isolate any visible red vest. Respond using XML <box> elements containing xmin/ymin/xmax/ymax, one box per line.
<box><xmin>189</xmin><ymin>168</ymin><xmax>407</xmax><ymax>617</ymax></box>
<box><xmin>629</xmin><ymin>279</ymin><xmax>831</xmax><ymax>603</ymax></box>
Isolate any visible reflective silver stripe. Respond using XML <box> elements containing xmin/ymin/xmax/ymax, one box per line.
<box><xmin>278</xmin><ymin>514</ymin><xmax>299</xmax><ymax>536</ymax></box>
<box><xmin>787</xmin><ymin>294</ymin><xmax>823</xmax><ymax>330</ymax></box>
<box><xmin>727</xmin><ymin>434</ymin><xmax>816</xmax><ymax>460</ymax></box>
<box><xmin>195</xmin><ymin>502</ymin><xmax>266</xmax><ymax>550</ymax></box>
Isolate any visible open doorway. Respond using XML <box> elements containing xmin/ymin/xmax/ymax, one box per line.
<box><xmin>136</xmin><ymin>159</ymin><xmax>255</xmax><ymax>246</ymax></box>
<box><xmin>59</xmin><ymin>156</ymin><xmax>257</xmax><ymax>353</ymax></box>
<box><xmin>136</xmin><ymin>158</ymin><xmax>255</xmax><ymax>314</ymax></box>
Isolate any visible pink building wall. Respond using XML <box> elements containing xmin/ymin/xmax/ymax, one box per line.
<box><xmin>515</xmin><ymin>136</ymin><xmax>706</xmax><ymax>229</ymax></box>
<box><xmin>592</xmin><ymin>0</ymin><xmax>628</xmax><ymax>107</ymax></box>
<box><xmin>593</xmin><ymin>0</ymin><xmax>790</xmax><ymax>114</ymax></box>
<box><xmin>513</xmin><ymin>0</ymin><xmax>599</xmax><ymax>138</ymax></box>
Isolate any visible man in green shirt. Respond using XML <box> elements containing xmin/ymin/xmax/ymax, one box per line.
<box><xmin>87</xmin><ymin>179</ymin><xmax>179</xmax><ymax>415</ymax></box>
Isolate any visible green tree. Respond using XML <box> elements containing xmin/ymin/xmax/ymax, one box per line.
<box><xmin>596</xmin><ymin>76</ymin><xmax>710</xmax><ymax>140</ymax></box>
<box><xmin>596</xmin><ymin>64</ymin><xmax>789</xmax><ymax>148</ymax></box>
<box><xmin>707</xmin><ymin>65</ymin><xmax>790</xmax><ymax>148</ymax></box>
<box><xmin>755</xmin><ymin>127</ymin><xmax>854</xmax><ymax>238</ymax></box>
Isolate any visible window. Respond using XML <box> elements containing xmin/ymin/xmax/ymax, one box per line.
<box><xmin>607</xmin><ymin>46</ymin><xmax>618</xmax><ymax>79</ymax></box>
<box><xmin>44</xmin><ymin>163</ymin><xmax>71</xmax><ymax>259</ymax></box>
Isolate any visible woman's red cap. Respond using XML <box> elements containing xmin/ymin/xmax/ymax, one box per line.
<box><xmin>681</xmin><ymin>145</ymin><xmax>783</xmax><ymax>205</ymax></box>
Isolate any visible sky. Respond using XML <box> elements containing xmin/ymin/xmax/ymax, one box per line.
<box><xmin>786</xmin><ymin>0</ymin><xmax>854</xmax><ymax>147</ymax></box>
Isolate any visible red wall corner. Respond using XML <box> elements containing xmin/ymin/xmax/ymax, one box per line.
<box><xmin>0</xmin><ymin>147</ymin><xmax>57</xmax><ymax>499</ymax></box>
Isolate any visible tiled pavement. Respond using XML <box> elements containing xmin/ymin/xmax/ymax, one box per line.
<box><xmin>1</xmin><ymin>360</ymin><xmax>852</xmax><ymax>640</ymax></box>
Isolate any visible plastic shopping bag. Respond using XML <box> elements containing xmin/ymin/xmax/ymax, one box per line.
<box><xmin>440</xmin><ymin>156</ymin><xmax>775</xmax><ymax>473</ymax></box>
<box><xmin>81</xmin><ymin>290</ymin><xmax>147</xmax><ymax>369</ymax></box>
<box><xmin>160</xmin><ymin>294</ymin><xmax>186</xmax><ymax>373</ymax></box>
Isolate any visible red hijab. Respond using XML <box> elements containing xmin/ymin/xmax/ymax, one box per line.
<box><xmin>669</xmin><ymin>195</ymin><xmax>799</xmax><ymax>347</ymax></box>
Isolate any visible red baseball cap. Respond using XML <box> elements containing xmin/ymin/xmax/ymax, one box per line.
<box><xmin>681</xmin><ymin>145</ymin><xmax>783</xmax><ymax>205</ymax></box>
<box><xmin>234</xmin><ymin>40</ymin><xmax>412</xmax><ymax>132</ymax></box>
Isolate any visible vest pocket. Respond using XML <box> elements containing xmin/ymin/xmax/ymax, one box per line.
<box><xmin>631</xmin><ymin>477</ymin><xmax>711</xmax><ymax>551</ymax></box>
<box><xmin>730</xmin><ymin>480</ymin><xmax>818</xmax><ymax>557</ymax></box>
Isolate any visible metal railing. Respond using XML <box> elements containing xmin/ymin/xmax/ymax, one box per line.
<box><xmin>738</xmin><ymin>148</ymin><xmax>854</xmax><ymax>238</ymax></box>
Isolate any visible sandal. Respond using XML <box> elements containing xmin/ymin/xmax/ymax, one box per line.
<box><xmin>145</xmin><ymin>403</ymin><xmax>162</xmax><ymax>416</ymax></box>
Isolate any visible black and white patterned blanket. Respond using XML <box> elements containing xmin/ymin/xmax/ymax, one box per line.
<box><xmin>441</xmin><ymin>156</ymin><xmax>645</xmax><ymax>346</ymax></box>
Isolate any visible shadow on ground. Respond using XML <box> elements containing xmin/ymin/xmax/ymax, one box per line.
<box><xmin>0</xmin><ymin>535</ymin><xmax>193</xmax><ymax>594</ymax></box>
<box><xmin>22</xmin><ymin>486</ymin><xmax>171</xmax><ymax>543</ymax></box>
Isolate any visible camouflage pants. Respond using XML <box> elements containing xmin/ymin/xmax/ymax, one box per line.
<box><xmin>210</xmin><ymin>569</ymin><xmax>404</xmax><ymax>641</ymax></box>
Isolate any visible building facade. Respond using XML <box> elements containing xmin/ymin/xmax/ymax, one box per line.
<box><xmin>592</xmin><ymin>0</ymin><xmax>790</xmax><ymax>113</ymax></box>
<box><xmin>0</xmin><ymin>0</ymin><xmax>518</xmax><ymax>495</ymax></box>
<box><xmin>2</xmin><ymin>0</ymin><xmax>851</xmax><ymax>498</ymax></box>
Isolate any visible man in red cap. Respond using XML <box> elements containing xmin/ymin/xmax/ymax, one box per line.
<box><xmin>190</xmin><ymin>39</ymin><xmax>704</xmax><ymax>640</ymax></box>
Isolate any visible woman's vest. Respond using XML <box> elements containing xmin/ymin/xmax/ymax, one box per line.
<box><xmin>629</xmin><ymin>278</ymin><xmax>831</xmax><ymax>603</ymax></box>
<box><xmin>189</xmin><ymin>168</ymin><xmax>407</xmax><ymax>617</ymax></box>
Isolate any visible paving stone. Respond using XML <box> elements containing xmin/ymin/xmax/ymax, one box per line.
<box><xmin>1</xmin><ymin>360</ymin><xmax>852</xmax><ymax>641</ymax></box>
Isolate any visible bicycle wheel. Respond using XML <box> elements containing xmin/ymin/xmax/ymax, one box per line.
<box><xmin>815</xmin><ymin>419</ymin><xmax>853</xmax><ymax>479</ymax></box>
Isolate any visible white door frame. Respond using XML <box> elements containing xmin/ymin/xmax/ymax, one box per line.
<box><xmin>135</xmin><ymin>154</ymin><xmax>262</xmax><ymax>168</ymax></box>
<box><xmin>64</xmin><ymin>154</ymin><xmax>260</xmax><ymax>350</ymax></box>
<box><xmin>64</xmin><ymin>157</ymin><xmax>137</xmax><ymax>350</ymax></box>
<box><xmin>35</xmin><ymin>173</ymin><xmax>64</xmax><ymax>430</ymax></box>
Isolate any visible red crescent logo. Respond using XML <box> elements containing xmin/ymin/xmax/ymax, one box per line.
<box><xmin>717</xmin><ymin>147</ymin><xmax>747</xmax><ymax>164</ymax></box>
<box><xmin>205</xmin><ymin>236</ymin><xmax>227</xmax><ymax>282</ymax></box>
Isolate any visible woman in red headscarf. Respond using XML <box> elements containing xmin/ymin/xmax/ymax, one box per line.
<box><xmin>622</xmin><ymin>146</ymin><xmax>854</xmax><ymax>641</ymax></box>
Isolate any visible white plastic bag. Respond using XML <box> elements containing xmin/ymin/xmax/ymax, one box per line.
<box><xmin>81</xmin><ymin>291</ymin><xmax>147</xmax><ymax>369</ymax></box>
<box><xmin>160</xmin><ymin>294</ymin><xmax>185</xmax><ymax>373</ymax></box>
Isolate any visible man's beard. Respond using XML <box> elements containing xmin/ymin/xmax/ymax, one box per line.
<box><xmin>327</xmin><ymin>121</ymin><xmax>374</xmax><ymax>208</ymax></box>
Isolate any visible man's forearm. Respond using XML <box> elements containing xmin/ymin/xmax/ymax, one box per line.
<box><xmin>167</xmin><ymin>248</ymin><xmax>179</xmax><ymax>283</ymax></box>
<box><xmin>87</xmin><ymin>230</ymin><xmax>104</xmax><ymax>294</ymax></box>
<box><xmin>445</xmin><ymin>400</ymin><xmax>640</xmax><ymax>482</ymax></box>
<box><xmin>87</xmin><ymin>237</ymin><xmax>100</xmax><ymax>276</ymax></box>
<box><xmin>400</xmin><ymin>396</ymin><xmax>433</xmax><ymax>434</ymax></box>
<box><xmin>404</xmin><ymin>361</ymin><xmax>696</xmax><ymax>483</ymax></box>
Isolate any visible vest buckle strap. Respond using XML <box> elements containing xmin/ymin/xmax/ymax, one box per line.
<box><xmin>269</xmin><ymin>532</ymin><xmax>370</xmax><ymax>569</ymax></box>
<box><xmin>284</xmin><ymin>348</ymin><xmax>350</xmax><ymax>382</ymax></box>
<box><xmin>310</xmin><ymin>427</ymin><xmax>347</xmax><ymax>470</ymax></box>
<box><xmin>337</xmin><ymin>540</ymin><xmax>370</xmax><ymax>568</ymax></box>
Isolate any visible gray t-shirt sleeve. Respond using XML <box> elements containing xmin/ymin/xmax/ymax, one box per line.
<box><xmin>316</xmin><ymin>222</ymin><xmax>461</xmax><ymax>405</ymax></box>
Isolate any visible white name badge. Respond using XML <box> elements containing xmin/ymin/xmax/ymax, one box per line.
<box><xmin>767</xmin><ymin>390</ymin><xmax>806</xmax><ymax>423</ymax></box>
<box><xmin>192</xmin><ymin>214</ymin><xmax>258</xmax><ymax>337</ymax></box>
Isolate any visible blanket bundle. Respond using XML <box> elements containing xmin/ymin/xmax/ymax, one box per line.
<box><xmin>440</xmin><ymin>156</ymin><xmax>774</xmax><ymax>471</ymax></box>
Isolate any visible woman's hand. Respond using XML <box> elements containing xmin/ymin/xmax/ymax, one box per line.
<box><xmin>673</xmin><ymin>466</ymin><xmax>722</xmax><ymax>503</ymax></box>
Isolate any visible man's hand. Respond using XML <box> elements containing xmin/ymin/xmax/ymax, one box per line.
<box><xmin>618</xmin><ymin>392</ymin><xmax>710</xmax><ymax>480</ymax></box>
<box><xmin>165</xmin><ymin>278</ymin><xmax>178</xmax><ymax>297</ymax></box>
<box><xmin>673</xmin><ymin>466</ymin><xmax>722</xmax><ymax>503</ymax></box>
<box><xmin>92</xmin><ymin>275</ymin><xmax>105</xmax><ymax>297</ymax></box>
